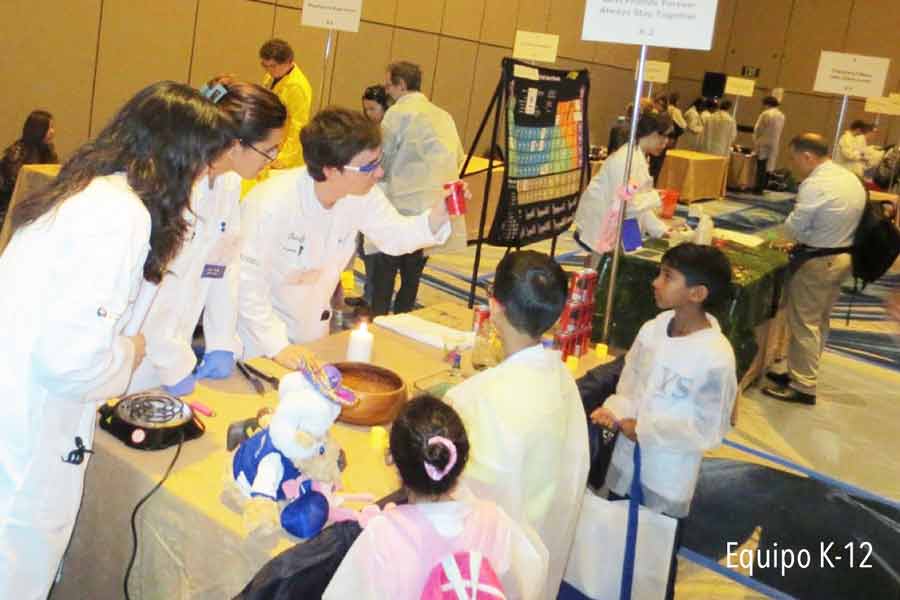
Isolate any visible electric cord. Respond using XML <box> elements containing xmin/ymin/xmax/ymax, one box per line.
<box><xmin>124</xmin><ymin>431</ymin><xmax>184</xmax><ymax>600</ymax></box>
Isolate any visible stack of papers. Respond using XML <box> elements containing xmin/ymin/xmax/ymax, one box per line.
<box><xmin>373</xmin><ymin>314</ymin><xmax>475</xmax><ymax>350</ymax></box>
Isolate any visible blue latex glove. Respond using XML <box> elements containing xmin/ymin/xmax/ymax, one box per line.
<box><xmin>195</xmin><ymin>350</ymin><xmax>235</xmax><ymax>380</ymax></box>
<box><xmin>163</xmin><ymin>373</ymin><xmax>197</xmax><ymax>397</ymax></box>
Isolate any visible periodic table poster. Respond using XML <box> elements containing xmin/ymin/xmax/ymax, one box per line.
<box><xmin>488</xmin><ymin>58</ymin><xmax>590</xmax><ymax>246</ymax></box>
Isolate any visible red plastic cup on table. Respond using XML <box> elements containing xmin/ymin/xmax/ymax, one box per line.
<box><xmin>659</xmin><ymin>189</ymin><xmax>679</xmax><ymax>219</ymax></box>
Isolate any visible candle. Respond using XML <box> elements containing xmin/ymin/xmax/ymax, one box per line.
<box><xmin>346</xmin><ymin>322</ymin><xmax>374</xmax><ymax>362</ymax></box>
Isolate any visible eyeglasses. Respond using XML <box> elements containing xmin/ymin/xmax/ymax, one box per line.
<box><xmin>241</xmin><ymin>140</ymin><xmax>278</xmax><ymax>162</ymax></box>
<box><xmin>342</xmin><ymin>154</ymin><xmax>383</xmax><ymax>174</ymax></box>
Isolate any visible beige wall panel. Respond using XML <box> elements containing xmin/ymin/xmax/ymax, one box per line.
<box><xmin>432</xmin><ymin>37</ymin><xmax>479</xmax><ymax>146</ymax></box>
<box><xmin>396</xmin><ymin>0</ymin><xmax>444</xmax><ymax>33</ymax></box>
<box><xmin>770</xmin><ymin>92</ymin><xmax>837</xmax><ymax>170</ymax></box>
<box><xmin>190</xmin><ymin>0</ymin><xmax>274</xmax><ymax>87</ymax></box>
<box><xmin>362</xmin><ymin>0</ymin><xmax>398</xmax><ymax>25</ymax></box>
<box><xmin>91</xmin><ymin>0</ymin><xmax>197</xmax><ymax>138</ymax></box>
<box><xmin>274</xmin><ymin>7</ymin><xmax>331</xmax><ymax>111</ymax></box>
<box><xmin>276</xmin><ymin>0</ymin><xmax>301</xmax><ymax>7</ymax></box>
<box><xmin>587</xmin><ymin>65</ymin><xmax>634</xmax><ymax>148</ymax></box>
<box><xmin>390</xmin><ymin>29</ymin><xmax>440</xmax><ymax>96</ymax></box>
<box><xmin>548</xmin><ymin>0</ymin><xmax>593</xmax><ymax>62</ymax></box>
<box><xmin>464</xmin><ymin>45</ymin><xmax>508</xmax><ymax>150</ymax></box>
<box><xmin>0</xmin><ymin>0</ymin><xmax>101</xmax><ymax>159</ymax></box>
<box><xmin>330</xmin><ymin>22</ymin><xmax>394</xmax><ymax>110</ymax></box>
<box><xmin>844</xmin><ymin>0</ymin><xmax>900</xmax><ymax>92</ymax></box>
<box><xmin>724</xmin><ymin>0</ymin><xmax>792</xmax><ymax>90</ymax></box>
<box><xmin>515</xmin><ymin>0</ymin><xmax>550</xmax><ymax>34</ymax></box>
<box><xmin>593</xmin><ymin>43</ymin><xmax>639</xmax><ymax>70</ymax></box>
<box><xmin>480</xmin><ymin>0</ymin><xmax>518</xmax><ymax>47</ymax></box>
<box><xmin>441</xmin><ymin>0</ymin><xmax>484</xmax><ymax>41</ymax></box>
<box><xmin>778</xmin><ymin>0</ymin><xmax>851</xmax><ymax>91</ymax></box>
<box><xmin>669</xmin><ymin>0</ymin><xmax>736</xmax><ymax>81</ymax></box>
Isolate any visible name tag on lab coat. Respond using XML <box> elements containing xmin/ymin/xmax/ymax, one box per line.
<box><xmin>202</xmin><ymin>264</ymin><xmax>226</xmax><ymax>279</ymax></box>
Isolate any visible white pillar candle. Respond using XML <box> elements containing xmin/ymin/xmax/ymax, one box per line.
<box><xmin>346</xmin><ymin>322</ymin><xmax>374</xmax><ymax>362</ymax></box>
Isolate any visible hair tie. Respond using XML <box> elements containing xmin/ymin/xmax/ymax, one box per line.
<box><xmin>199</xmin><ymin>83</ymin><xmax>228</xmax><ymax>104</ymax></box>
<box><xmin>423</xmin><ymin>436</ymin><xmax>457</xmax><ymax>482</ymax></box>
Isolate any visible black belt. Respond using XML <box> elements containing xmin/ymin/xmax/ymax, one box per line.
<box><xmin>788</xmin><ymin>244</ymin><xmax>851</xmax><ymax>273</ymax></box>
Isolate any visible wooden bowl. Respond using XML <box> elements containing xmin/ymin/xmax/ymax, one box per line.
<box><xmin>333</xmin><ymin>362</ymin><xmax>408</xmax><ymax>426</ymax></box>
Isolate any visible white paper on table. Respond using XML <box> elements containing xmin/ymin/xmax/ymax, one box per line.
<box><xmin>373</xmin><ymin>314</ymin><xmax>475</xmax><ymax>350</ymax></box>
<box><xmin>713</xmin><ymin>228</ymin><xmax>764</xmax><ymax>248</ymax></box>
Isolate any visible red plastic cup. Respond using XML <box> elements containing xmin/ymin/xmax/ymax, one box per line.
<box><xmin>660</xmin><ymin>189</ymin><xmax>679</xmax><ymax>219</ymax></box>
<box><xmin>443</xmin><ymin>180</ymin><xmax>467</xmax><ymax>216</ymax></box>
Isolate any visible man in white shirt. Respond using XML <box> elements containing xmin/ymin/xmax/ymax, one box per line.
<box><xmin>237</xmin><ymin>108</ymin><xmax>451</xmax><ymax>369</ymax></box>
<box><xmin>763</xmin><ymin>134</ymin><xmax>865</xmax><ymax>404</ymax></box>
<box><xmin>367</xmin><ymin>61</ymin><xmax>464</xmax><ymax>317</ymax></box>
<box><xmin>752</xmin><ymin>96</ymin><xmax>786</xmax><ymax>194</ymax></box>
<box><xmin>445</xmin><ymin>250</ymin><xmax>589</xmax><ymax>600</ymax></box>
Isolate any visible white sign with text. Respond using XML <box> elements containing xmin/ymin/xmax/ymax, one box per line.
<box><xmin>864</xmin><ymin>96</ymin><xmax>900</xmax><ymax>116</ymax></box>
<box><xmin>582</xmin><ymin>0</ymin><xmax>718</xmax><ymax>50</ymax></box>
<box><xmin>813</xmin><ymin>51</ymin><xmax>890</xmax><ymax>98</ymax></box>
<box><xmin>302</xmin><ymin>0</ymin><xmax>362</xmax><ymax>32</ymax></box>
<box><xmin>725</xmin><ymin>76</ymin><xmax>755</xmax><ymax>97</ymax></box>
<box><xmin>635</xmin><ymin>60</ymin><xmax>670</xmax><ymax>83</ymax></box>
<box><xmin>513</xmin><ymin>30</ymin><xmax>560</xmax><ymax>63</ymax></box>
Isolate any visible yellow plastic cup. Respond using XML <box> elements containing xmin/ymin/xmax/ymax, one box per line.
<box><xmin>340</xmin><ymin>270</ymin><xmax>355</xmax><ymax>295</ymax></box>
<box><xmin>565</xmin><ymin>355</ymin><xmax>580</xmax><ymax>373</ymax></box>
<box><xmin>595</xmin><ymin>343</ymin><xmax>609</xmax><ymax>360</ymax></box>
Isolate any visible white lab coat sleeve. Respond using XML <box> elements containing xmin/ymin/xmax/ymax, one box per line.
<box><xmin>239</xmin><ymin>197</ymin><xmax>291</xmax><ymax>357</ymax></box>
<box><xmin>503</xmin><ymin>516</ymin><xmax>550</xmax><ymax>600</ymax></box>
<box><xmin>785</xmin><ymin>181</ymin><xmax>825</xmax><ymax>242</ymax></box>
<box><xmin>687</xmin><ymin>110</ymin><xmax>702</xmax><ymax>134</ymax></box>
<box><xmin>204</xmin><ymin>197</ymin><xmax>242</xmax><ymax>355</ymax></box>
<box><xmin>635</xmin><ymin>364</ymin><xmax>736</xmax><ymax>452</ymax></box>
<box><xmin>31</xmin><ymin>205</ymin><xmax>147</xmax><ymax>402</ymax></box>
<box><xmin>360</xmin><ymin>191</ymin><xmax>451</xmax><ymax>255</ymax></box>
<box><xmin>603</xmin><ymin>326</ymin><xmax>650</xmax><ymax>420</ymax></box>
<box><xmin>140</xmin><ymin>279</ymin><xmax>203</xmax><ymax>386</ymax></box>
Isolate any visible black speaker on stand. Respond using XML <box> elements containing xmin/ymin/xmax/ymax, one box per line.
<box><xmin>702</xmin><ymin>72</ymin><xmax>727</xmax><ymax>98</ymax></box>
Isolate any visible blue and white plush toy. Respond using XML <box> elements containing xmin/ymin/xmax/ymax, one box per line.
<box><xmin>225</xmin><ymin>366</ymin><xmax>353</xmax><ymax>540</ymax></box>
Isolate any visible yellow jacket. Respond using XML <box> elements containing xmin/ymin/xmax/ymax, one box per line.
<box><xmin>263</xmin><ymin>64</ymin><xmax>312</xmax><ymax>168</ymax></box>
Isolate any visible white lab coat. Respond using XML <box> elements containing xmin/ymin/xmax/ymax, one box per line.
<box><xmin>835</xmin><ymin>131</ymin><xmax>868</xmax><ymax>178</ymax></box>
<box><xmin>445</xmin><ymin>345</ymin><xmax>590</xmax><ymax>600</ymax></box>
<box><xmin>702</xmin><ymin>111</ymin><xmax>737</xmax><ymax>157</ymax></box>
<box><xmin>679</xmin><ymin>106</ymin><xmax>703</xmax><ymax>151</ymax></box>
<box><xmin>127</xmin><ymin>173</ymin><xmax>242</xmax><ymax>392</ymax></box>
<box><xmin>0</xmin><ymin>174</ymin><xmax>148</xmax><ymax>600</ymax></box>
<box><xmin>237</xmin><ymin>167</ymin><xmax>450</xmax><ymax>357</ymax></box>
<box><xmin>604</xmin><ymin>311</ymin><xmax>737</xmax><ymax>518</ymax></box>
<box><xmin>667</xmin><ymin>104</ymin><xmax>687</xmax><ymax>131</ymax></box>
<box><xmin>574</xmin><ymin>143</ymin><xmax>667</xmax><ymax>252</ymax></box>
<box><xmin>753</xmin><ymin>107</ymin><xmax>786</xmax><ymax>172</ymax></box>
<box><xmin>380</xmin><ymin>92</ymin><xmax>465</xmax><ymax>218</ymax></box>
<box><xmin>324</xmin><ymin>500</ymin><xmax>548</xmax><ymax>600</ymax></box>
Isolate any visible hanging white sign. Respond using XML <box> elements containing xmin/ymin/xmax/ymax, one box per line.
<box><xmin>302</xmin><ymin>0</ymin><xmax>362</xmax><ymax>33</ymax></box>
<box><xmin>813</xmin><ymin>51</ymin><xmax>890</xmax><ymax>98</ymax></box>
<box><xmin>582</xmin><ymin>0</ymin><xmax>718</xmax><ymax>50</ymax></box>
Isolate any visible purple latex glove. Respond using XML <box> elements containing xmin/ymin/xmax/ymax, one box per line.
<box><xmin>163</xmin><ymin>373</ymin><xmax>197</xmax><ymax>397</ymax></box>
<box><xmin>195</xmin><ymin>350</ymin><xmax>235</xmax><ymax>380</ymax></box>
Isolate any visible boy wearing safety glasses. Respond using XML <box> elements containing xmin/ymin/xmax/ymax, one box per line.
<box><xmin>237</xmin><ymin>107</ymin><xmax>456</xmax><ymax>369</ymax></box>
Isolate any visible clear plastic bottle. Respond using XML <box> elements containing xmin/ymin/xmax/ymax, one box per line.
<box><xmin>471</xmin><ymin>305</ymin><xmax>499</xmax><ymax>370</ymax></box>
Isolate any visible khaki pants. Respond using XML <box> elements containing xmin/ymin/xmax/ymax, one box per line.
<box><xmin>786</xmin><ymin>254</ymin><xmax>852</xmax><ymax>394</ymax></box>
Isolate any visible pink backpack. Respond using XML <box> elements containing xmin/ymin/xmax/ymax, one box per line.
<box><xmin>420</xmin><ymin>551</ymin><xmax>507</xmax><ymax>600</ymax></box>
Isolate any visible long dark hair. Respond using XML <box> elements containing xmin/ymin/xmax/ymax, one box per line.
<box><xmin>206</xmin><ymin>75</ymin><xmax>287</xmax><ymax>145</ymax></box>
<box><xmin>20</xmin><ymin>110</ymin><xmax>57</xmax><ymax>164</ymax></box>
<box><xmin>10</xmin><ymin>81</ymin><xmax>235</xmax><ymax>283</ymax></box>
<box><xmin>389</xmin><ymin>395</ymin><xmax>469</xmax><ymax>497</ymax></box>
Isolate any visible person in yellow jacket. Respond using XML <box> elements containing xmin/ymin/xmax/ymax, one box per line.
<box><xmin>259</xmin><ymin>38</ymin><xmax>312</xmax><ymax>170</ymax></box>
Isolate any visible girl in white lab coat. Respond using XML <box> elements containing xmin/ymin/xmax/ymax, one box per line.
<box><xmin>0</xmin><ymin>82</ymin><xmax>234</xmax><ymax>600</ymax></box>
<box><xmin>128</xmin><ymin>78</ymin><xmax>287</xmax><ymax>396</ymax></box>
<box><xmin>575</xmin><ymin>110</ymin><xmax>673</xmax><ymax>257</ymax></box>
<box><xmin>324</xmin><ymin>395</ymin><xmax>548</xmax><ymax>600</ymax></box>
<box><xmin>679</xmin><ymin>98</ymin><xmax>704</xmax><ymax>151</ymax></box>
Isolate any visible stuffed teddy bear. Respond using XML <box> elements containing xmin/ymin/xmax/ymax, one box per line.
<box><xmin>223</xmin><ymin>363</ymin><xmax>355</xmax><ymax>541</ymax></box>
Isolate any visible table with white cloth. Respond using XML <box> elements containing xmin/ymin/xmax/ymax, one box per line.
<box><xmin>657</xmin><ymin>149</ymin><xmax>729</xmax><ymax>203</ymax></box>
<box><xmin>0</xmin><ymin>163</ymin><xmax>61</xmax><ymax>252</ymax></box>
<box><xmin>50</xmin><ymin>302</ymin><xmax>602</xmax><ymax>600</ymax></box>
